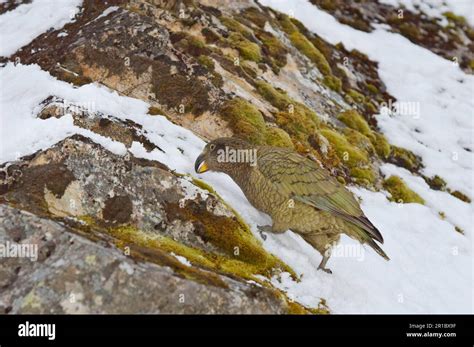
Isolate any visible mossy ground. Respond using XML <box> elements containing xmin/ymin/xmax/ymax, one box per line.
<box><xmin>227</xmin><ymin>32</ymin><xmax>262</xmax><ymax>63</ymax></box>
<box><xmin>220</xmin><ymin>98</ymin><xmax>267</xmax><ymax>144</ymax></box>
<box><xmin>265</xmin><ymin>126</ymin><xmax>294</xmax><ymax>148</ymax></box>
<box><xmin>338</xmin><ymin>109</ymin><xmax>373</xmax><ymax>138</ymax></box>
<box><xmin>277</xmin><ymin>14</ymin><xmax>332</xmax><ymax>76</ymax></box>
<box><xmin>323</xmin><ymin>75</ymin><xmax>342</xmax><ymax>92</ymax></box>
<box><xmin>255</xmin><ymin>80</ymin><xmax>320</xmax><ymax>142</ymax></box>
<box><xmin>383</xmin><ymin>175</ymin><xmax>425</xmax><ymax>204</ymax></box>
<box><xmin>388</xmin><ymin>146</ymin><xmax>422</xmax><ymax>172</ymax></box>
<box><xmin>320</xmin><ymin>128</ymin><xmax>369</xmax><ymax>167</ymax></box>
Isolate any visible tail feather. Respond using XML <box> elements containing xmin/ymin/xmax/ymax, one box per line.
<box><xmin>366</xmin><ymin>237</ymin><xmax>390</xmax><ymax>260</ymax></box>
<box><xmin>357</xmin><ymin>216</ymin><xmax>384</xmax><ymax>244</ymax></box>
<box><xmin>343</xmin><ymin>220</ymin><xmax>389</xmax><ymax>261</ymax></box>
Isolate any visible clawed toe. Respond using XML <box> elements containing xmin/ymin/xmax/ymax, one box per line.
<box><xmin>318</xmin><ymin>266</ymin><xmax>332</xmax><ymax>274</ymax></box>
<box><xmin>257</xmin><ymin>225</ymin><xmax>271</xmax><ymax>241</ymax></box>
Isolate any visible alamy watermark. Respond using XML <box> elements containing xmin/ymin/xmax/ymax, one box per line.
<box><xmin>0</xmin><ymin>241</ymin><xmax>38</xmax><ymax>261</ymax></box>
<box><xmin>325</xmin><ymin>242</ymin><xmax>365</xmax><ymax>262</ymax></box>
<box><xmin>217</xmin><ymin>146</ymin><xmax>258</xmax><ymax>167</ymax></box>
<box><xmin>380</xmin><ymin>99</ymin><xmax>421</xmax><ymax>119</ymax></box>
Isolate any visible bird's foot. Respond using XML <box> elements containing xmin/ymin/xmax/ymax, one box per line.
<box><xmin>317</xmin><ymin>254</ymin><xmax>332</xmax><ymax>274</ymax></box>
<box><xmin>317</xmin><ymin>266</ymin><xmax>333</xmax><ymax>274</ymax></box>
<box><xmin>257</xmin><ymin>225</ymin><xmax>272</xmax><ymax>241</ymax></box>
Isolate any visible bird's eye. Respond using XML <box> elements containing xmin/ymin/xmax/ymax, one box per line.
<box><xmin>209</xmin><ymin>144</ymin><xmax>216</xmax><ymax>151</ymax></box>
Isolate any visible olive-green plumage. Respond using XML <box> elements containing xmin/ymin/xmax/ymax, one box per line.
<box><xmin>195</xmin><ymin>137</ymin><xmax>389</xmax><ymax>273</ymax></box>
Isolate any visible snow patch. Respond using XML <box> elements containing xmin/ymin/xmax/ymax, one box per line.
<box><xmin>0</xmin><ymin>0</ymin><xmax>83</xmax><ymax>57</ymax></box>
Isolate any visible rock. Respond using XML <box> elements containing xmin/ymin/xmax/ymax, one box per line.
<box><xmin>0</xmin><ymin>204</ymin><xmax>292</xmax><ymax>314</ymax></box>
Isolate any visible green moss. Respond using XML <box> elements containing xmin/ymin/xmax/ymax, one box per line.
<box><xmin>220</xmin><ymin>16</ymin><xmax>252</xmax><ymax>36</ymax></box>
<box><xmin>79</xmin><ymin>203</ymin><xmax>296</xmax><ymax>287</ymax></box>
<box><xmin>320</xmin><ymin>128</ymin><xmax>369</xmax><ymax>167</ymax></box>
<box><xmin>364</xmin><ymin>101</ymin><xmax>378</xmax><ymax>114</ymax></box>
<box><xmin>241</xmin><ymin>60</ymin><xmax>258</xmax><ymax>79</ymax></box>
<box><xmin>255</xmin><ymin>80</ymin><xmax>292</xmax><ymax>109</ymax></box>
<box><xmin>220</xmin><ymin>98</ymin><xmax>266</xmax><ymax>144</ymax></box>
<box><xmin>59</xmin><ymin>71</ymin><xmax>93</xmax><ymax>86</ymax></box>
<box><xmin>197</xmin><ymin>55</ymin><xmax>215</xmax><ymax>71</ymax></box>
<box><xmin>265</xmin><ymin>126</ymin><xmax>294</xmax><ymax>148</ymax></box>
<box><xmin>255</xmin><ymin>80</ymin><xmax>322</xmax><ymax>143</ymax></box>
<box><xmin>148</xmin><ymin>106</ymin><xmax>166</xmax><ymax>116</ymax></box>
<box><xmin>424</xmin><ymin>175</ymin><xmax>447</xmax><ymax>191</ymax></box>
<box><xmin>344</xmin><ymin>128</ymin><xmax>375</xmax><ymax>156</ymax></box>
<box><xmin>454</xmin><ymin>226</ymin><xmax>464</xmax><ymax>234</ymax></box>
<box><xmin>388</xmin><ymin>146</ymin><xmax>422</xmax><ymax>172</ymax></box>
<box><xmin>371</xmin><ymin>133</ymin><xmax>391</xmax><ymax>159</ymax></box>
<box><xmin>174</xmin><ymin>33</ymin><xmax>208</xmax><ymax>57</ymax></box>
<box><xmin>228</xmin><ymin>32</ymin><xmax>262</xmax><ymax>62</ymax></box>
<box><xmin>338</xmin><ymin>109</ymin><xmax>372</xmax><ymax>137</ymax></box>
<box><xmin>240</xmin><ymin>7</ymin><xmax>268</xmax><ymax>28</ymax></box>
<box><xmin>323</xmin><ymin>75</ymin><xmax>342</xmax><ymax>92</ymax></box>
<box><xmin>278</xmin><ymin>15</ymin><xmax>331</xmax><ymax>76</ymax></box>
<box><xmin>450</xmin><ymin>190</ymin><xmax>471</xmax><ymax>203</ymax></box>
<box><xmin>350</xmin><ymin>167</ymin><xmax>376</xmax><ymax>185</ymax></box>
<box><xmin>468</xmin><ymin>60</ymin><xmax>474</xmax><ymax>70</ymax></box>
<box><xmin>257</xmin><ymin>30</ymin><xmax>288</xmax><ymax>71</ymax></box>
<box><xmin>365</xmin><ymin>83</ymin><xmax>379</xmax><ymax>94</ymax></box>
<box><xmin>443</xmin><ymin>11</ymin><xmax>467</xmax><ymax>25</ymax></box>
<box><xmin>399</xmin><ymin>22</ymin><xmax>421</xmax><ymax>41</ymax></box>
<box><xmin>383</xmin><ymin>176</ymin><xmax>425</xmax><ymax>204</ymax></box>
<box><xmin>201</xmin><ymin>27</ymin><xmax>220</xmax><ymax>44</ymax></box>
<box><xmin>438</xmin><ymin>211</ymin><xmax>446</xmax><ymax>220</ymax></box>
<box><xmin>346</xmin><ymin>89</ymin><xmax>365</xmax><ymax>104</ymax></box>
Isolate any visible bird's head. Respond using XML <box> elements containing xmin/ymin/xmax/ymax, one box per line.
<box><xmin>194</xmin><ymin>137</ymin><xmax>257</xmax><ymax>174</ymax></box>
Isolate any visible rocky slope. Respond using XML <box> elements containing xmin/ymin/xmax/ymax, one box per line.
<box><xmin>0</xmin><ymin>0</ymin><xmax>472</xmax><ymax>313</ymax></box>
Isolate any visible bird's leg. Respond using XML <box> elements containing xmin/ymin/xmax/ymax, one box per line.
<box><xmin>317</xmin><ymin>254</ymin><xmax>332</xmax><ymax>274</ymax></box>
<box><xmin>257</xmin><ymin>225</ymin><xmax>272</xmax><ymax>241</ymax></box>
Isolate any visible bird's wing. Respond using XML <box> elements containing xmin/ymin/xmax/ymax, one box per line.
<box><xmin>257</xmin><ymin>146</ymin><xmax>383</xmax><ymax>243</ymax></box>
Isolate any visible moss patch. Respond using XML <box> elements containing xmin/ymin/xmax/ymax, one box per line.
<box><xmin>424</xmin><ymin>175</ymin><xmax>447</xmax><ymax>191</ymax></box>
<box><xmin>344</xmin><ymin>128</ymin><xmax>375</xmax><ymax>156</ymax></box>
<box><xmin>278</xmin><ymin>15</ymin><xmax>331</xmax><ymax>76</ymax></box>
<box><xmin>228</xmin><ymin>32</ymin><xmax>262</xmax><ymax>62</ymax></box>
<box><xmin>221</xmin><ymin>16</ymin><xmax>253</xmax><ymax>38</ymax></box>
<box><xmin>151</xmin><ymin>58</ymin><xmax>211</xmax><ymax>115</ymax></box>
<box><xmin>265</xmin><ymin>127</ymin><xmax>294</xmax><ymax>148</ymax></box>
<box><xmin>256</xmin><ymin>30</ymin><xmax>288</xmax><ymax>72</ymax></box>
<box><xmin>323</xmin><ymin>75</ymin><xmax>342</xmax><ymax>92</ymax></box>
<box><xmin>320</xmin><ymin>128</ymin><xmax>369</xmax><ymax>167</ymax></box>
<box><xmin>443</xmin><ymin>12</ymin><xmax>467</xmax><ymax>25</ymax></box>
<box><xmin>383</xmin><ymin>175</ymin><xmax>425</xmax><ymax>204</ymax></box>
<box><xmin>255</xmin><ymin>80</ymin><xmax>319</xmax><ymax>141</ymax></box>
<box><xmin>338</xmin><ymin>109</ymin><xmax>372</xmax><ymax>138</ymax></box>
<box><xmin>371</xmin><ymin>133</ymin><xmax>391</xmax><ymax>159</ymax></box>
<box><xmin>450</xmin><ymin>190</ymin><xmax>471</xmax><ymax>203</ymax></box>
<box><xmin>345</xmin><ymin>89</ymin><xmax>365</xmax><ymax>104</ymax></box>
<box><xmin>148</xmin><ymin>106</ymin><xmax>166</xmax><ymax>116</ymax></box>
<box><xmin>350</xmin><ymin>167</ymin><xmax>376</xmax><ymax>185</ymax></box>
<box><xmin>198</xmin><ymin>55</ymin><xmax>215</xmax><ymax>71</ymax></box>
<box><xmin>388</xmin><ymin>146</ymin><xmax>422</xmax><ymax>172</ymax></box>
<box><xmin>240</xmin><ymin>7</ymin><xmax>269</xmax><ymax>28</ymax></box>
<box><xmin>220</xmin><ymin>98</ymin><xmax>267</xmax><ymax>144</ymax></box>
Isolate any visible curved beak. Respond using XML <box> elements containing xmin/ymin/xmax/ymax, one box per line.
<box><xmin>194</xmin><ymin>153</ymin><xmax>209</xmax><ymax>173</ymax></box>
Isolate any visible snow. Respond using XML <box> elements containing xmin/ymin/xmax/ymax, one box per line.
<box><xmin>0</xmin><ymin>0</ymin><xmax>472</xmax><ymax>313</ymax></box>
<box><xmin>378</xmin><ymin>0</ymin><xmax>474</xmax><ymax>26</ymax></box>
<box><xmin>171</xmin><ymin>253</ymin><xmax>192</xmax><ymax>267</ymax></box>
<box><xmin>0</xmin><ymin>0</ymin><xmax>82</xmax><ymax>57</ymax></box>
